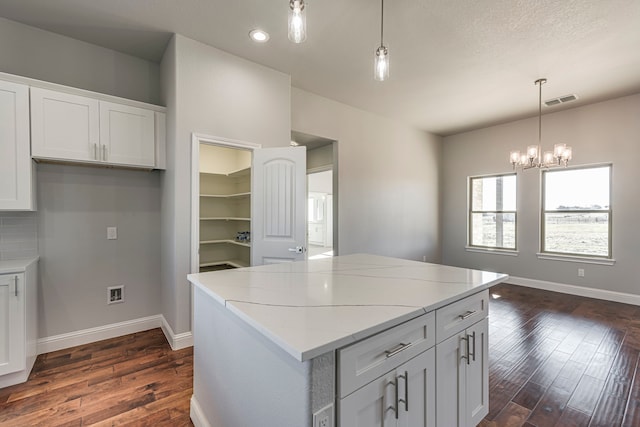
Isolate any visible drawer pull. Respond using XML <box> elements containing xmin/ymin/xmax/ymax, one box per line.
<box><xmin>458</xmin><ymin>310</ymin><xmax>476</xmax><ymax>320</ymax></box>
<box><xmin>385</xmin><ymin>342</ymin><xmax>412</xmax><ymax>358</ymax></box>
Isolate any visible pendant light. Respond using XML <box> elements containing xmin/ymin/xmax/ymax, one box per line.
<box><xmin>374</xmin><ymin>0</ymin><xmax>389</xmax><ymax>81</ymax></box>
<box><xmin>288</xmin><ymin>0</ymin><xmax>307</xmax><ymax>43</ymax></box>
<box><xmin>509</xmin><ymin>78</ymin><xmax>573</xmax><ymax>170</ymax></box>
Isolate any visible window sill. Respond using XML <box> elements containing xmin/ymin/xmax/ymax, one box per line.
<box><xmin>536</xmin><ymin>253</ymin><xmax>616</xmax><ymax>266</ymax></box>
<box><xmin>465</xmin><ymin>246</ymin><xmax>519</xmax><ymax>257</ymax></box>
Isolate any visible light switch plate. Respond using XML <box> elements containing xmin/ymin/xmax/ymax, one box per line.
<box><xmin>107</xmin><ymin>227</ymin><xmax>117</xmax><ymax>240</ymax></box>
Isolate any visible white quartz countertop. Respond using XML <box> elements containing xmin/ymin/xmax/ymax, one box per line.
<box><xmin>187</xmin><ymin>254</ymin><xmax>508</xmax><ymax>362</ymax></box>
<box><xmin>0</xmin><ymin>257</ymin><xmax>38</xmax><ymax>274</ymax></box>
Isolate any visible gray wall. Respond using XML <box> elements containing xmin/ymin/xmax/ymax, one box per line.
<box><xmin>0</xmin><ymin>17</ymin><xmax>161</xmax><ymax>105</ymax></box>
<box><xmin>441</xmin><ymin>93</ymin><xmax>640</xmax><ymax>295</ymax></box>
<box><xmin>292</xmin><ymin>88</ymin><xmax>443</xmax><ymax>263</ymax></box>
<box><xmin>0</xmin><ymin>213</ymin><xmax>37</xmax><ymax>260</ymax></box>
<box><xmin>0</xmin><ymin>17</ymin><xmax>164</xmax><ymax>337</ymax></box>
<box><xmin>160</xmin><ymin>34</ymin><xmax>291</xmax><ymax>334</ymax></box>
<box><xmin>307</xmin><ymin>145</ymin><xmax>333</xmax><ymax>171</ymax></box>
<box><xmin>36</xmin><ymin>164</ymin><xmax>161</xmax><ymax>337</ymax></box>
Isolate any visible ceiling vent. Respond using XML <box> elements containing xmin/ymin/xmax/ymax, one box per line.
<box><xmin>545</xmin><ymin>94</ymin><xmax>578</xmax><ymax>107</ymax></box>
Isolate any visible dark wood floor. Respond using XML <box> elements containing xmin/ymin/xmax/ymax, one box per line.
<box><xmin>2</xmin><ymin>284</ymin><xmax>640</xmax><ymax>426</ymax></box>
<box><xmin>482</xmin><ymin>283</ymin><xmax>640</xmax><ymax>427</ymax></box>
<box><xmin>0</xmin><ymin>328</ymin><xmax>193</xmax><ymax>427</ymax></box>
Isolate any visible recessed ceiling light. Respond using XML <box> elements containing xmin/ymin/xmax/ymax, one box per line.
<box><xmin>249</xmin><ymin>29</ymin><xmax>270</xmax><ymax>43</ymax></box>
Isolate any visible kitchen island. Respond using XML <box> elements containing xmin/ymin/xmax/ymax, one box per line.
<box><xmin>187</xmin><ymin>254</ymin><xmax>508</xmax><ymax>427</ymax></box>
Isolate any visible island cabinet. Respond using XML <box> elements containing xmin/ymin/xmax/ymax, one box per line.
<box><xmin>435</xmin><ymin>289</ymin><xmax>490</xmax><ymax>427</ymax></box>
<box><xmin>30</xmin><ymin>87</ymin><xmax>160</xmax><ymax>169</ymax></box>
<box><xmin>338</xmin><ymin>313</ymin><xmax>436</xmax><ymax>427</ymax></box>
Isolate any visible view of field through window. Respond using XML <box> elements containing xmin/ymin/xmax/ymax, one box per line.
<box><xmin>470</xmin><ymin>174</ymin><xmax>516</xmax><ymax>249</ymax></box>
<box><xmin>543</xmin><ymin>166</ymin><xmax>611</xmax><ymax>257</ymax></box>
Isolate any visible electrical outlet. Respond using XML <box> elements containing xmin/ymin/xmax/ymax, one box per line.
<box><xmin>107</xmin><ymin>227</ymin><xmax>118</xmax><ymax>240</ymax></box>
<box><xmin>313</xmin><ymin>404</ymin><xmax>333</xmax><ymax>427</ymax></box>
<box><xmin>578</xmin><ymin>268</ymin><xmax>585</xmax><ymax>277</ymax></box>
<box><xmin>423</xmin><ymin>255</ymin><xmax>427</xmax><ymax>262</ymax></box>
<box><xmin>108</xmin><ymin>285</ymin><xmax>124</xmax><ymax>304</ymax></box>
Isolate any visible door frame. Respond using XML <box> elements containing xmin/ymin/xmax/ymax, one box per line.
<box><xmin>190</xmin><ymin>133</ymin><xmax>261</xmax><ymax>274</ymax></box>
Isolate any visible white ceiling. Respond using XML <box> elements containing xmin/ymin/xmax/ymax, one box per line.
<box><xmin>1</xmin><ymin>0</ymin><xmax>639</xmax><ymax>136</ymax></box>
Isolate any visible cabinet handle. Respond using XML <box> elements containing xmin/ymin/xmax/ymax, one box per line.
<box><xmin>102</xmin><ymin>145</ymin><xmax>107</xmax><ymax>161</ymax></box>
<box><xmin>385</xmin><ymin>342</ymin><xmax>412</xmax><ymax>358</ymax></box>
<box><xmin>14</xmin><ymin>275</ymin><xmax>18</xmax><ymax>297</ymax></box>
<box><xmin>394</xmin><ymin>377</ymin><xmax>399</xmax><ymax>419</ymax></box>
<box><xmin>461</xmin><ymin>335</ymin><xmax>470</xmax><ymax>365</ymax></box>
<box><xmin>458</xmin><ymin>310</ymin><xmax>476</xmax><ymax>320</ymax></box>
<box><xmin>398</xmin><ymin>371</ymin><xmax>409</xmax><ymax>413</ymax></box>
<box><xmin>470</xmin><ymin>331</ymin><xmax>476</xmax><ymax>362</ymax></box>
<box><xmin>93</xmin><ymin>143</ymin><xmax>98</xmax><ymax>160</ymax></box>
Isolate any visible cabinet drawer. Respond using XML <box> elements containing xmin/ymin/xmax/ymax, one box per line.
<box><xmin>436</xmin><ymin>289</ymin><xmax>488</xmax><ymax>343</ymax></box>
<box><xmin>338</xmin><ymin>311</ymin><xmax>435</xmax><ymax>398</ymax></box>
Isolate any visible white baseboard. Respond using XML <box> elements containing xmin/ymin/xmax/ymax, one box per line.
<box><xmin>37</xmin><ymin>314</ymin><xmax>193</xmax><ymax>355</ymax></box>
<box><xmin>190</xmin><ymin>396</ymin><xmax>212</xmax><ymax>427</ymax></box>
<box><xmin>508</xmin><ymin>276</ymin><xmax>640</xmax><ymax>306</ymax></box>
<box><xmin>161</xmin><ymin>315</ymin><xmax>194</xmax><ymax>350</ymax></box>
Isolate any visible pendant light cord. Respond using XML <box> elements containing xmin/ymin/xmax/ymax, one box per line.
<box><xmin>538</xmin><ymin>79</ymin><xmax>542</xmax><ymax>143</ymax></box>
<box><xmin>380</xmin><ymin>0</ymin><xmax>384</xmax><ymax>46</ymax></box>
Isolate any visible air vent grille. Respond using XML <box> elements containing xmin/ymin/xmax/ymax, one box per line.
<box><xmin>545</xmin><ymin>94</ymin><xmax>578</xmax><ymax>107</ymax></box>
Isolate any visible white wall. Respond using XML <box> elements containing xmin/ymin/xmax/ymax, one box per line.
<box><xmin>160</xmin><ymin>34</ymin><xmax>291</xmax><ymax>334</ymax></box>
<box><xmin>292</xmin><ymin>88</ymin><xmax>442</xmax><ymax>262</ymax></box>
<box><xmin>442</xmin><ymin>93</ymin><xmax>640</xmax><ymax>295</ymax></box>
<box><xmin>0</xmin><ymin>18</ymin><xmax>164</xmax><ymax>338</ymax></box>
<box><xmin>0</xmin><ymin>17</ymin><xmax>161</xmax><ymax>105</ymax></box>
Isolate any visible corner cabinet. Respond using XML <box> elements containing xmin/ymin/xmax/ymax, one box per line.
<box><xmin>0</xmin><ymin>259</ymin><xmax>38</xmax><ymax>388</ymax></box>
<box><xmin>30</xmin><ymin>87</ymin><xmax>160</xmax><ymax>169</ymax></box>
<box><xmin>199</xmin><ymin>167</ymin><xmax>251</xmax><ymax>270</ymax></box>
<box><xmin>435</xmin><ymin>290</ymin><xmax>489</xmax><ymax>427</ymax></box>
<box><xmin>0</xmin><ymin>80</ymin><xmax>35</xmax><ymax>211</ymax></box>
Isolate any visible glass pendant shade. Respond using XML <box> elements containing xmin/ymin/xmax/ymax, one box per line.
<box><xmin>527</xmin><ymin>145</ymin><xmax>539</xmax><ymax>160</ymax></box>
<box><xmin>374</xmin><ymin>46</ymin><xmax>389</xmax><ymax>81</ymax></box>
<box><xmin>288</xmin><ymin>0</ymin><xmax>306</xmax><ymax>43</ymax></box>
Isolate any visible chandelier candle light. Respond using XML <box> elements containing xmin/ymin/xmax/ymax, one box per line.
<box><xmin>374</xmin><ymin>0</ymin><xmax>389</xmax><ymax>81</ymax></box>
<box><xmin>510</xmin><ymin>78</ymin><xmax>572</xmax><ymax>170</ymax></box>
<box><xmin>288</xmin><ymin>0</ymin><xmax>307</xmax><ymax>43</ymax></box>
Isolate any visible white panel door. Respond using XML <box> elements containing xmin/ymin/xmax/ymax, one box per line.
<box><xmin>0</xmin><ymin>273</ymin><xmax>25</xmax><ymax>376</ymax></box>
<box><xmin>399</xmin><ymin>348</ymin><xmax>436</xmax><ymax>427</ymax></box>
<box><xmin>0</xmin><ymin>80</ymin><xmax>33</xmax><ymax>210</ymax></box>
<box><xmin>466</xmin><ymin>318</ymin><xmax>489</xmax><ymax>427</ymax></box>
<box><xmin>251</xmin><ymin>146</ymin><xmax>307</xmax><ymax>265</ymax></box>
<box><xmin>30</xmin><ymin>87</ymin><xmax>100</xmax><ymax>162</ymax></box>
<box><xmin>339</xmin><ymin>369</ymin><xmax>398</xmax><ymax>427</ymax></box>
<box><xmin>436</xmin><ymin>331</ymin><xmax>465</xmax><ymax>427</ymax></box>
<box><xmin>99</xmin><ymin>101</ymin><xmax>155</xmax><ymax>167</ymax></box>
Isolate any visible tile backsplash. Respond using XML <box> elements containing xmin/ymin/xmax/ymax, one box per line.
<box><xmin>0</xmin><ymin>212</ymin><xmax>38</xmax><ymax>260</ymax></box>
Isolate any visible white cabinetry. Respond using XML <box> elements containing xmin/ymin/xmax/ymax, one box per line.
<box><xmin>435</xmin><ymin>290</ymin><xmax>489</xmax><ymax>427</ymax></box>
<box><xmin>0</xmin><ymin>80</ymin><xmax>35</xmax><ymax>211</ymax></box>
<box><xmin>339</xmin><ymin>312</ymin><xmax>436</xmax><ymax>427</ymax></box>
<box><xmin>31</xmin><ymin>87</ymin><xmax>158</xmax><ymax>169</ymax></box>
<box><xmin>0</xmin><ymin>259</ymin><xmax>38</xmax><ymax>388</ymax></box>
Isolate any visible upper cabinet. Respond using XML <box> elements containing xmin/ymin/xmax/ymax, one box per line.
<box><xmin>0</xmin><ymin>80</ymin><xmax>35</xmax><ymax>211</ymax></box>
<box><xmin>30</xmin><ymin>87</ymin><xmax>162</xmax><ymax>169</ymax></box>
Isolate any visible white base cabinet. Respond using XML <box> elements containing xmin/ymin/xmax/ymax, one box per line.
<box><xmin>0</xmin><ymin>80</ymin><xmax>35</xmax><ymax>211</ymax></box>
<box><xmin>0</xmin><ymin>259</ymin><xmax>38</xmax><ymax>388</ymax></box>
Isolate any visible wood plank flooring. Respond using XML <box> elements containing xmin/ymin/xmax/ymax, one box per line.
<box><xmin>2</xmin><ymin>284</ymin><xmax>640</xmax><ymax>426</ymax></box>
<box><xmin>482</xmin><ymin>283</ymin><xmax>640</xmax><ymax>427</ymax></box>
<box><xmin>0</xmin><ymin>328</ymin><xmax>193</xmax><ymax>427</ymax></box>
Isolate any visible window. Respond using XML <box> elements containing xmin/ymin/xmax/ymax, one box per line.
<box><xmin>542</xmin><ymin>165</ymin><xmax>612</xmax><ymax>258</ymax></box>
<box><xmin>469</xmin><ymin>174</ymin><xmax>516</xmax><ymax>250</ymax></box>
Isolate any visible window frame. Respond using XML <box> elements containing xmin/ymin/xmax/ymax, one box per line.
<box><xmin>540</xmin><ymin>163</ymin><xmax>613</xmax><ymax>259</ymax></box>
<box><xmin>467</xmin><ymin>172</ymin><xmax>517</xmax><ymax>251</ymax></box>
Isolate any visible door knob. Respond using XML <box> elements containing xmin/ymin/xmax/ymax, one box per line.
<box><xmin>288</xmin><ymin>246</ymin><xmax>306</xmax><ymax>253</ymax></box>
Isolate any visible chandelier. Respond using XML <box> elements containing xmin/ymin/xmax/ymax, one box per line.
<box><xmin>510</xmin><ymin>78</ymin><xmax>572</xmax><ymax>170</ymax></box>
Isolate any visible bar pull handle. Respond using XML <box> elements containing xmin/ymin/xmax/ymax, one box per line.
<box><xmin>459</xmin><ymin>310</ymin><xmax>476</xmax><ymax>320</ymax></box>
<box><xmin>93</xmin><ymin>143</ymin><xmax>98</xmax><ymax>160</ymax></box>
<box><xmin>460</xmin><ymin>335</ymin><xmax>470</xmax><ymax>365</ymax></box>
<box><xmin>394</xmin><ymin>377</ymin><xmax>399</xmax><ymax>419</ymax></box>
<box><xmin>398</xmin><ymin>371</ymin><xmax>408</xmax><ymax>413</ymax></box>
<box><xmin>470</xmin><ymin>331</ymin><xmax>476</xmax><ymax>362</ymax></box>
<box><xmin>14</xmin><ymin>275</ymin><xmax>18</xmax><ymax>297</ymax></box>
<box><xmin>102</xmin><ymin>145</ymin><xmax>107</xmax><ymax>161</ymax></box>
<box><xmin>385</xmin><ymin>342</ymin><xmax>412</xmax><ymax>358</ymax></box>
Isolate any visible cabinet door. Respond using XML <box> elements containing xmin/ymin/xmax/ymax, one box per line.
<box><xmin>435</xmin><ymin>331</ymin><xmax>466</xmax><ymax>427</ymax></box>
<box><xmin>0</xmin><ymin>80</ymin><xmax>33</xmax><ymax>210</ymax></box>
<box><xmin>0</xmin><ymin>273</ymin><xmax>25</xmax><ymax>376</ymax></box>
<box><xmin>31</xmin><ymin>87</ymin><xmax>100</xmax><ymax>162</ymax></box>
<box><xmin>339</xmin><ymin>369</ymin><xmax>398</xmax><ymax>427</ymax></box>
<box><xmin>398</xmin><ymin>348</ymin><xmax>436</xmax><ymax>427</ymax></box>
<box><xmin>465</xmin><ymin>318</ymin><xmax>489</xmax><ymax>426</ymax></box>
<box><xmin>99</xmin><ymin>101</ymin><xmax>155</xmax><ymax>167</ymax></box>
